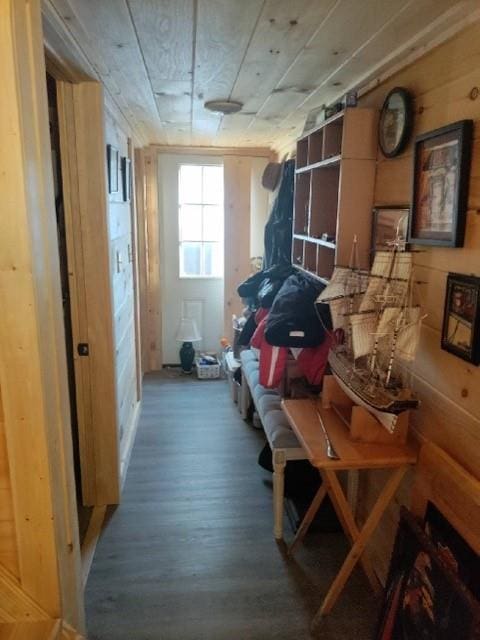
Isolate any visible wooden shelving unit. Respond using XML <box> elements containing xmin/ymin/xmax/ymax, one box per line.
<box><xmin>292</xmin><ymin>108</ymin><xmax>377</xmax><ymax>282</ymax></box>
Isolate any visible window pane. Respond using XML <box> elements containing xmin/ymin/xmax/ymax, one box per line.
<box><xmin>179</xmin><ymin>165</ymin><xmax>202</xmax><ymax>204</ymax></box>
<box><xmin>180</xmin><ymin>242</ymin><xmax>201</xmax><ymax>276</ymax></box>
<box><xmin>202</xmin><ymin>205</ymin><xmax>223</xmax><ymax>241</ymax></box>
<box><xmin>202</xmin><ymin>166</ymin><xmax>223</xmax><ymax>204</ymax></box>
<box><xmin>203</xmin><ymin>242</ymin><xmax>223</xmax><ymax>277</ymax></box>
<box><xmin>179</xmin><ymin>204</ymin><xmax>202</xmax><ymax>241</ymax></box>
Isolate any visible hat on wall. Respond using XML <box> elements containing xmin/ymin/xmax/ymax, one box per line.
<box><xmin>261</xmin><ymin>162</ymin><xmax>282</xmax><ymax>191</ymax></box>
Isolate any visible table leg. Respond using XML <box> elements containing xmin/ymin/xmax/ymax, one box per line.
<box><xmin>288</xmin><ymin>481</ymin><xmax>328</xmax><ymax>555</ymax></box>
<box><xmin>313</xmin><ymin>465</ymin><xmax>408</xmax><ymax>624</ymax></box>
<box><xmin>322</xmin><ymin>469</ymin><xmax>379</xmax><ymax>594</ymax></box>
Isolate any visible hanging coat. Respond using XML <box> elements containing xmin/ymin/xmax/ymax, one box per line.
<box><xmin>263</xmin><ymin>159</ymin><xmax>295</xmax><ymax>269</ymax></box>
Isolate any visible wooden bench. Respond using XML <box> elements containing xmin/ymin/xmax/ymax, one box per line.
<box><xmin>239</xmin><ymin>349</ymin><xmax>306</xmax><ymax>539</ymax></box>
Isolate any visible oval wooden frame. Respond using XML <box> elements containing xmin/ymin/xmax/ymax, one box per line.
<box><xmin>378</xmin><ymin>87</ymin><xmax>413</xmax><ymax>158</ymax></box>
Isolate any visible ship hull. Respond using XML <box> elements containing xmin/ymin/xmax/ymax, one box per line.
<box><xmin>328</xmin><ymin>349</ymin><xmax>419</xmax><ymax>433</ymax></box>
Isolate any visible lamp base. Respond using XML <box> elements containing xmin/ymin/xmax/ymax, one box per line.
<box><xmin>179</xmin><ymin>341</ymin><xmax>195</xmax><ymax>374</ymax></box>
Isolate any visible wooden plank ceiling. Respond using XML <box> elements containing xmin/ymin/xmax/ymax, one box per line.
<box><xmin>46</xmin><ymin>0</ymin><xmax>477</xmax><ymax>150</ymax></box>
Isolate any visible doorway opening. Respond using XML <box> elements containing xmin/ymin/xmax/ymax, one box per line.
<box><xmin>160</xmin><ymin>156</ymin><xmax>225</xmax><ymax>364</ymax></box>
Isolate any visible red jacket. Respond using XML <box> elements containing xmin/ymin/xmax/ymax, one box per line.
<box><xmin>251</xmin><ymin>309</ymin><xmax>331</xmax><ymax>388</ymax></box>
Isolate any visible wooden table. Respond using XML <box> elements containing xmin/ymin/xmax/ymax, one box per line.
<box><xmin>281</xmin><ymin>398</ymin><xmax>417</xmax><ymax>624</ymax></box>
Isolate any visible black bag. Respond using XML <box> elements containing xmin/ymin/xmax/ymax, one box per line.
<box><xmin>265</xmin><ymin>271</ymin><xmax>327</xmax><ymax>347</ymax></box>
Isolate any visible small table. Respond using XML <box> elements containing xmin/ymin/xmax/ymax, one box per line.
<box><xmin>281</xmin><ymin>398</ymin><xmax>417</xmax><ymax>624</ymax></box>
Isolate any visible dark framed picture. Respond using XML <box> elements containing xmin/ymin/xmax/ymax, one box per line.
<box><xmin>441</xmin><ymin>273</ymin><xmax>480</xmax><ymax>365</ymax></box>
<box><xmin>121</xmin><ymin>156</ymin><xmax>131</xmax><ymax>202</ymax></box>
<box><xmin>375</xmin><ymin>507</ymin><xmax>480</xmax><ymax>640</ymax></box>
<box><xmin>409</xmin><ymin>119</ymin><xmax>473</xmax><ymax>247</ymax></box>
<box><xmin>425</xmin><ymin>502</ymin><xmax>480</xmax><ymax>601</ymax></box>
<box><xmin>107</xmin><ymin>144</ymin><xmax>119</xmax><ymax>194</ymax></box>
<box><xmin>372</xmin><ymin>206</ymin><xmax>410</xmax><ymax>254</ymax></box>
<box><xmin>378</xmin><ymin>87</ymin><xmax>413</xmax><ymax>158</ymax></box>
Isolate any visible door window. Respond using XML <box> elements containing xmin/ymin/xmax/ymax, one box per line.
<box><xmin>178</xmin><ymin>164</ymin><xmax>224</xmax><ymax>278</ymax></box>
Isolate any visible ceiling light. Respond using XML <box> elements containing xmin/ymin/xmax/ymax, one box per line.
<box><xmin>204</xmin><ymin>99</ymin><xmax>243</xmax><ymax>115</ymax></box>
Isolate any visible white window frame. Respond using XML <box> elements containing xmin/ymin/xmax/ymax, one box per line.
<box><xmin>178</xmin><ymin>163</ymin><xmax>224</xmax><ymax>279</ymax></box>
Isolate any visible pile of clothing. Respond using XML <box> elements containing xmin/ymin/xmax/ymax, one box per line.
<box><xmin>237</xmin><ymin>268</ymin><xmax>332</xmax><ymax>389</ymax></box>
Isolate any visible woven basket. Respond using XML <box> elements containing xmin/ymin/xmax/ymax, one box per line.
<box><xmin>196</xmin><ymin>359</ymin><xmax>221</xmax><ymax>379</ymax></box>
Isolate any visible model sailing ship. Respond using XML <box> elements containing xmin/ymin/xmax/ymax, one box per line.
<box><xmin>317</xmin><ymin>233</ymin><xmax>425</xmax><ymax>433</ymax></box>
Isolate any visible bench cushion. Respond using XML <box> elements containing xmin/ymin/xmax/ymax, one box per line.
<box><xmin>263</xmin><ymin>410</ymin><xmax>300</xmax><ymax>449</ymax></box>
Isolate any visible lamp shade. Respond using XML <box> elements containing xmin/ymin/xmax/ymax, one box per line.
<box><xmin>175</xmin><ymin>318</ymin><xmax>201</xmax><ymax>342</ymax></box>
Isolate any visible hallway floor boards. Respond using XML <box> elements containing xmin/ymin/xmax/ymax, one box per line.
<box><xmin>86</xmin><ymin>372</ymin><xmax>377</xmax><ymax>639</ymax></box>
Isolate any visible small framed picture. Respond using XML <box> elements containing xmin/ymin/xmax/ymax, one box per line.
<box><xmin>409</xmin><ymin>119</ymin><xmax>473</xmax><ymax>247</ymax></box>
<box><xmin>441</xmin><ymin>273</ymin><xmax>480</xmax><ymax>365</ymax></box>
<box><xmin>107</xmin><ymin>144</ymin><xmax>119</xmax><ymax>194</ymax></box>
<box><xmin>121</xmin><ymin>156</ymin><xmax>131</xmax><ymax>202</ymax></box>
<box><xmin>371</xmin><ymin>206</ymin><xmax>410</xmax><ymax>254</ymax></box>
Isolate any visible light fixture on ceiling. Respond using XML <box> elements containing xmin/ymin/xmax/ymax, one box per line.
<box><xmin>204</xmin><ymin>99</ymin><xmax>243</xmax><ymax>115</ymax></box>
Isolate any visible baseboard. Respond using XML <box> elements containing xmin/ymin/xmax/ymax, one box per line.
<box><xmin>80</xmin><ymin>506</ymin><xmax>107</xmax><ymax>588</ymax></box>
<box><xmin>120</xmin><ymin>400</ymin><xmax>141</xmax><ymax>490</ymax></box>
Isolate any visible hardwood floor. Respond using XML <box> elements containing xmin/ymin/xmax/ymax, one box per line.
<box><xmin>85</xmin><ymin>371</ymin><xmax>378</xmax><ymax>639</ymax></box>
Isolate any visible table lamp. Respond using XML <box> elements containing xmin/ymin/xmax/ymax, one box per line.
<box><xmin>175</xmin><ymin>318</ymin><xmax>201</xmax><ymax>373</ymax></box>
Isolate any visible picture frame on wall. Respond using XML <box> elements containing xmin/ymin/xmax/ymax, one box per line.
<box><xmin>107</xmin><ymin>144</ymin><xmax>119</xmax><ymax>194</ymax></box>
<box><xmin>424</xmin><ymin>501</ymin><xmax>480</xmax><ymax>601</ymax></box>
<box><xmin>408</xmin><ymin>119</ymin><xmax>473</xmax><ymax>247</ymax></box>
<box><xmin>375</xmin><ymin>507</ymin><xmax>480</xmax><ymax>640</ymax></box>
<box><xmin>371</xmin><ymin>206</ymin><xmax>410</xmax><ymax>255</ymax></box>
<box><xmin>441</xmin><ymin>272</ymin><xmax>480</xmax><ymax>365</ymax></box>
<box><xmin>121</xmin><ymin>156</ymin><xmax>131</xmax><ymax>202</ymax></box>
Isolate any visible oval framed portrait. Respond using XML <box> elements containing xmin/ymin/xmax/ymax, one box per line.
<box><xmin>378</xmin><ymin>87</ymin><xmax>413</xmax><ymax>158</ymax></box>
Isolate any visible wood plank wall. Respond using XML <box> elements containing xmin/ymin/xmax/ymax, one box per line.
<box><xmin>356</xmin><ymin>21</ymin><xmax>480</xmax><ymax>581</ymax></box>
<box><xmin>104</xmin><ymin>102</ymin><xmax>140</xmax><ymax>449</ymax></box>
<box><xmin>0</xmin><ymin>385</ymin><xmax>18</xmax><ymax>578</ymax></box>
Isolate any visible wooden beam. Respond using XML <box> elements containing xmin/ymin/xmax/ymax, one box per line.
<box><xmin>152</xmin><ymin>145</ymin><xmax>273</xmax><ymax>158</ymax></box>
<box><xmin>144</xmin><ymin>148</ymin><xmax>162</xmax><ymax>371</ymax></box>
<box><xmin>134</xmin><ymin>148</ymin><xmax>150</xmax><ymax>375</ymax></box>
<box><xmin>0</xmin><ymin>0</ymin><xmax>83</xmax><ymax>629</ymax></box>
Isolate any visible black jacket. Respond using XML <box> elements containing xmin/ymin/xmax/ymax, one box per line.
<box><xmin>264</xmin><ymin>271</ymin><xmax>330</xmax><ymax>347</ymax></box>
<box><xmin>263</xmin><ymin>160</ymin><xmax>295</xmax><ymax>269</ymax></box>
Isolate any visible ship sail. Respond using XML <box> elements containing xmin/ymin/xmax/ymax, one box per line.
<box><xmin>329</xmin><ymin>298</ymin><xmax>347</xmax><ymax>330</ymax></box>
<box><xmin>350</xmin><ymin>311</ymin><xmax>377</xmax><ymax>359</ymax></box>
<box><xmin>316</xmin><ymin>267</ymin><xmax>352</xmax><ymax>302</ymax></box>
<box><xmin>370</xmin><ymin>251</ymin><xmax>412</xmax><ymax>281</ymax></box>
<box><xmin>395</xmin><ymin>307</ymin><xmax>423</xmax><ymax>362</ymax></box>
<box><xmin>316</xmin><ymin>266</ymin><xmax>368</xmax><ymax>303</ymax></box>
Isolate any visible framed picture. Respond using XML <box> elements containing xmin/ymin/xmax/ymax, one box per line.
<box><xmin>409</xmin><ymin>119</ymin><xmax>473</xmax><ymax>247</ymax></box>
<box><xmin>425</xmin><ymin>501</ymin><xmax>480</xmax><ymax>601</ymax></box>
<box><xmin>378</xmin><ymin>87</ymin><xmax>413</xmax><ymax>158</ymax></box>
<box><xmin>441</xmin><ymin>273</ymin><xmax>480</xmax><ymax>365</ymax></box>
<box><xmin>106</xmin><ymin>144</ymin><xmax>119</xmax><ymax>194</ymax></box>
<box><xmin>121</xmin><ymin>156</ymin><xmax>131</xmax><ymax>202</ymax></box>
<box><xmin>375</xmin><ymin>507</ymin><xmax>480</xmax><ymax>640</ymax></box>
<box><xmin>372</xmin><ymin>206</ymin><xmax>410</xmax><ymax>254</ymax></box>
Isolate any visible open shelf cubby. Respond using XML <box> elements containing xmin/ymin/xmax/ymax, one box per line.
<box><xmin>292</xmin><ymin>238</ymin><xmax>304</xmax><ymax>266</ymax></box>
<box><xmin>292</xmin><ymin>108</ymin><xmax>378</xmax><ymax>280</ymax></box>
<box><xmin>317</xmin><ymin>246</ymin><xmax>335</xmax><ymax>280</ymax></box>
<box><xmin>293</xmin><ymin>172</ymin><xmax>310</xmax><ymax>235</ymax></box>
<box><xmin>304</xmin><ymin>240</ymin><xmax>317</xmax><ymax>273</ymax></box>
<box><xmin>309</xmin><ymin>166</ymin><xmax>339</xmax><ymax>240</ymax></box>
<box><xmin>296</xmin><ymin>138</ymin><xmax>308</xmax><ymax>169</ymax></box>
<box><xmin>323</xmin><ymin>116</ymin><xmax>344</xmax><ymax>159</ymax></box>
<box><xmin>307</xmin><ymin>129</ymin><xmax>323</xmax><ymax>165</ymax></box>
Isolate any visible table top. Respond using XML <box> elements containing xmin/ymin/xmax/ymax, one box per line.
<box><xmin>282</xmin><ymin>398</ymin><xmax>417</xmax><ymax>470</ymax></box>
